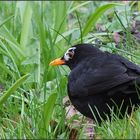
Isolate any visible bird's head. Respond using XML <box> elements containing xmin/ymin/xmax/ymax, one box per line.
<box><xmin>49</xmin><ymin>43</ymin><xmax>103</xmax><ymax>69</ymax></box>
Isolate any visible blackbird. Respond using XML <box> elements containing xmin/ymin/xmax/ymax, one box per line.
<box><xmin>49</xmin><ymin>43</ymin><xmax>140</xmax><ymax>123</ymax></box>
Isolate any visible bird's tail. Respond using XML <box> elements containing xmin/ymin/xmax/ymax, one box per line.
<box><xmin>134</xmin><ymin>77</ymin><xmax>140</xmax><ymax>97</ymax></box>
<box><xmin>135</xmin><ymin>77</ymin><xmax>140</xmax><ymax>85</ymax></box>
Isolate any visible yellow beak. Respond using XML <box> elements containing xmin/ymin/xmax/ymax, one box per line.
<box><xmin>49</xmin><ymin>58</ymin><xmax>65</xmax><ymax>66</ymax></box>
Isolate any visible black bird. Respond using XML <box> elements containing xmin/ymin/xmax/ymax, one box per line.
<box><xmin>49</xmin><ymin>44</ymin><xmax>140</xmax><ymax>123</ymax></box>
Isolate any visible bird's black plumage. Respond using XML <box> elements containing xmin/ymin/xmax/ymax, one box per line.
<box><xmin>50</xmin><ymin>43</ymin><xmax>140</xmax><ymax>123</ymax></box>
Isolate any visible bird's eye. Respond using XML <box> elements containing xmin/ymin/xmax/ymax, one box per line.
<box><xmin>64</xmin><ymin>47</ymin><xmax>76</xmax><ymax>61</ymax></box>
<box><xmin>68</xmin><ymin>52</ymin><xmax>74</xmax><ymax>59</ymax></box>
<box><xmin>64</xmin><ymin>51</ymin><xmax>74</xmax><ymax>61</ymax></box>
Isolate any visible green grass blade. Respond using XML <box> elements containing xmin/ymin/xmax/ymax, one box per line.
<box><xmin>20</xmin><ymin>2</ymin><xmax>32</xmax><ymax>50</ymax></box>
<box><xmin>83</xmin><ymin>3</ymin><xmax>124</xmax><ymax>36</ymax></box>
<box><xmin>40</xmin><ymin>92</ymin><xmax>57</xmax><ymax>137</ymax></box>
<box><xmin>0</xmin><ymin>40</ymin><xmax>21</xmax><ymax>77</ymax></box>
<box><xmin>0</xmin><ymin>74</ymin><xmax>29</xmax><ymax>107</ymax></box>
<box><xmin>32</xmin><ymin>2</ymin><xmax>47</xmax><ymax>55</ymax></box>
<box><xmin>75</xmin><ymin>11</ymin><xmax>83</xmax><ymax>43</ymax></box>
<box><xmin>0</xmin><ymin>26</ymin><xmax>25</xmax><ymax>58</ymax></box>
<box><xmin>0</xmin><ymin>14</ymin><xmax>14</xmax><ymax>28</ymax></box>
<box><xmin>68</xmin><ymin>1</ymin><xmax>91</xmax><ymax>14</ymax></box>
<box><xmin>0</xmin><ymin>63</ymin><xmax>16</xmax><ymax>79</ymax></box>
<box><xmin>53</xmin><ymin>1</ymin><xmax>67</xmax><ymax>44</ymax></box>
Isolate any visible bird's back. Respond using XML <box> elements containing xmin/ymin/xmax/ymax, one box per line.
<box><xmin>68</xmin><ymin>52</ymin><xmax>140</xmax><ymax>122</ymax></box>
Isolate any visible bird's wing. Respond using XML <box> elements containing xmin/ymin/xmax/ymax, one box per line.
<box><xmin>116</xmin><ymin>54</ymin><xmax>140</xmax><ymax>74</ymax></box>
<box><xmin>68</xmin><ymin>54</ymin><xmax>140</xmax><ymax>97</ymax></box>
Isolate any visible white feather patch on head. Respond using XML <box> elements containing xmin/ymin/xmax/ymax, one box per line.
<box><xmin>64</xmin><ymin>47</ymin><xmax>76</xmax><ymax>61</ymax></box>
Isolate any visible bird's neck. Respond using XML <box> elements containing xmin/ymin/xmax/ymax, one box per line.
<box><xmin>67</xmin><ymin>56</ymin><xmax>90</xmax><ymax>70</ymax></box>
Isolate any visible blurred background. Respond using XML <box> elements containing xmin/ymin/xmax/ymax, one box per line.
<box><xmin>0</xmin><ymin>1</ymin><xmax>140</xmax><ymax>139</ymax></box>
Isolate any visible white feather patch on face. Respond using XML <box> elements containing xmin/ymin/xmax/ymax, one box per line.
<box><xmin>64</xmin><ymin>47</ymin><xmax>76</xmax><ymax>61</ymax></box>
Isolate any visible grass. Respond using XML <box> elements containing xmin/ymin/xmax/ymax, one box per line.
<box><xmin>96</xmin><ymin>107</ymin><xmax>140</xmax><ymax>139</ymax></box>
<box><xmin>0</xmin><ymin>1</ymin><xmax>140</xmax><ymax>139</ymax></box>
